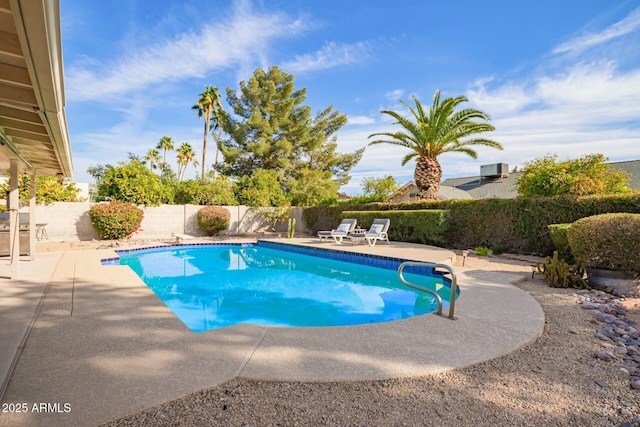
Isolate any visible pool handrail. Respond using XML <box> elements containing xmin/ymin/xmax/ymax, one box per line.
<box><xmin>397</xmin><ymin>261</ymin><xmax>457</xmax><ymax>320</ymax></box>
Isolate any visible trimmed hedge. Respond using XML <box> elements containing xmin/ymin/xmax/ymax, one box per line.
<box><xmin>89</xmin><ymin>202</ymin><xmax>143</xmax><ymax>240</ymax></box>
<box><xmin>303</xmin><ymin>193</ymin><xmax>640</xmax><ymax>254</ymax></box>
<box><xmin>568</xmin><ymin>213</ymin><xmax>640</xmax><ymax>274</ymax></box>
<box><xmin>197</xmin><ymin>206</ymin><xmax>230</xmax><ymax>236</ymax></box>
<box><xmin>342</xmin><ymin>209</ymin><xmax>448</xmax><ymax>245</ymax></box>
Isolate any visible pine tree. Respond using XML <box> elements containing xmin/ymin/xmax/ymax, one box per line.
<box><xmin>220</xmin><ymin>66</ymin><xmax>363</xmax><ymax>206</ymax></box>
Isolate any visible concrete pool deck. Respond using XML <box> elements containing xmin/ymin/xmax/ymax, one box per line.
<box><xmin>0</xmin><ymin>238</ymin><xmax>544</xmax><ymax>427</ymax></box>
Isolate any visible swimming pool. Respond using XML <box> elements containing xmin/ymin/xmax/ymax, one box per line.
<box><xmin>104</xmin><ymin>242</ymin><xmax>457</xmax><ymax>332</ymax></box>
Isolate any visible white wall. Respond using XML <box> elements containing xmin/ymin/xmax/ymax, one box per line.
<box><xmin>19</xmin><ymin>202</ymin><xmax>304</xmax><ymax>241</ymax></box>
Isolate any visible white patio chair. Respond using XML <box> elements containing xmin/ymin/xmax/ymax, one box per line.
<box><xmin>363</xmin><ymin>218</ymin><xmax>390</xmax><ymax>247</ymax></box>
<box><xmin>317</xmin><ymin>219</ymin><xmax>358</xmax><ymax>244</ymax></box>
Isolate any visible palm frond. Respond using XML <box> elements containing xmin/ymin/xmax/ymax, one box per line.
<box><xmin>401</xmin><ymin>152</ymin><xmax>418</xmax><ymax>166</ymax></box>
<box><xmin>368</xmin><ymin>89</ymin><xmax>501</xmax><ymax>181</ymax></box>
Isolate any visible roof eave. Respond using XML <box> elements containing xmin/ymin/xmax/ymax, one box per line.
<box><xmin>11</xmin><ymin>0</ymin><xmax>73</xmax><ymax>177</ymax></box>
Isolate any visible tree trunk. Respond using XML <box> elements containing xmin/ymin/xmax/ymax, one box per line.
<box><xmin>212</xmin><ymin>128</ymin><xmax>221</xmax><ymax>180</ymax></box>
<box><xmin>201</xmin><ymin>108</ymin><xmax>210</xmax><ymax>182</ymax></box>
<box><xmin>414</xmin><ymin>155</ymin><xmax>441</xmax><ymax>200</ymax></box>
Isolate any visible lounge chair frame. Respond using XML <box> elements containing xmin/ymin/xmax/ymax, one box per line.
<box><xmin>350</xmin><ymin>218</ymin><xmax>390</xmax><ymax>247</ymax></box>
<box><xmin>317</xmin><ymin>219</ymin><xmax>358</xmax><ymax>244</ymax></box>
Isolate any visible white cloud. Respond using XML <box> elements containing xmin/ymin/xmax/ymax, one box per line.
<box><xmin>553</xmin><ymin>7</ymin><xmax>640</xmax><ymax>55</ymax></box>
<box><xmin>66</xmin><ymin>5</ymin><xmax>307</xmax><ymax>102</ymax></box>
<box><xmin>346</xmin><ymin>115</ymin><xmax>375</xmax><ymax>125</ymax></box>
<box><xmin>466</xmin><ymin>58</ymin><xmax>640</xmax><ymax>178</ymax></box>
<box><xmin>281</xmin><ymin>41</ymin><xmax>372</xmax><ymax>73</ymax></box>
<box><xmin>384</xmin><ymin>89</ymin><xmax>405</xmax><ymax>101</ymax></box>
<box><xmin>467</xmin><ymin>80</ymin><xmax>534</xmax><ymax>117</ymax></box>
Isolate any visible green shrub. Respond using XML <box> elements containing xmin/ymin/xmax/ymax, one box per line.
<box><xmin>474</xmin><ymin>246</ymin><xmax>493</xmax><ymax>256</ymax></box>
<box><xmin>568</xmin><ymin>213</ymin><xmax>640</xmax><ymax>274</ymax></box>
<box><xmin>197</xmin><ymin>206</ymin><xmax>230</xmax><ymax>235</ymax></box>
<box><xmin>98</xmin><ymin>160</ymin><xmax>170</xmax><ymax>206</ymax></box>
<box><xmin>445</xmin><ymin>198</ymin><xmax>516</xmax><ymax>252</ymax></box>
<box><xmin>173</xmin><ymin>178</ymin><xmax>237</xmax><ymax>205</ymax></box>
<box><xmin>547</xmin><ymin>223</ymin><xmax>573</xmax><ymax>261</ymax></box>
<box><xmin>342</xmin><ymin>209</ymin><xmax>448</xmax><ymax>245</ymax></box>
<box><xmin>0</xmin><ymin>175</ymin><xmax>85</xmax><ymax>204</ymax></box>
<box><xmin>303</xmin><ymin>192</ymin><xmax>640</xmax><ymax>254</ymax></box>
<box><xmin>89</xmin><ymin>202</ymin><xmax>144</xmax><ymax>240</ymax></box>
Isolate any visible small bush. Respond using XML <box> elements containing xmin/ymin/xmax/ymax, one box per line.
<box><xmin>89</xmin><ymin>202</ymin><xmax>143</xmax><ymax>240</ymax></box>
<box><xmin>547</xmin><ymin>223</ymin><xmax>573</xmax><ymax>261</ymax></box>
<box><xmin>474</xmin><ymin>246</ymin><xmax>493</xmax><ymax>256</ymax></box>
<box><xmin>568</xmin><ymin>213</ymin><xmax>640</xmax><ymax>274</ymax></box>
<box><xmin>198</xmin><ymin>206</ymin><xmax>230</xmax><ymax>236</ymax></box>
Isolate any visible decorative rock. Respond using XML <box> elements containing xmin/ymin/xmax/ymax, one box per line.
<box><xmin>621</xmin><ymin>408</ymin><xmax>633</xmax><ymax>417</ymax></box>
<box><xmin>596</xmin><ymin>312</ymin><xmax>617</xmax><ymax>323</ymax></box>
<box><xmin>593</xmin><ymin>350</ymin><xmax>614</xmax><ymax>362</ymax></box>
<box><xmin>615</xmin><ymin>346</ymin><xmax>629</xmax><ymax>354</ymax></box>
<box><xmin>578</xmin><ymin>289</ymin><xmax>640</xmax><ymax>390</ymax></box>
<box><xmin>582</xmin><ymin>302</ymin><xmax>600</xmax><ymax>309</ymax></box>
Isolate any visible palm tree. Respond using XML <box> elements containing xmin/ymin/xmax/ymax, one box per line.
<box><xmin>176</xmin><ymin>142</ymin><xmax>198</xmax><ymax>182</ymax></box>
<box><xmin>210</xmin><ymin>105</ymin><xmax>226</xmax><ymax>179</ymax></box>
<box><xmin>156</xmin><ymin>136</ymin><xmax>174</xmax><ymax>164</ymax></box>
<box><xmin>144</xmin><ymin>148</ymin><xmax>161</xmax><ymax>170</ymax></box>
<box><xmin>368</xmin><ymin>90</ymin><xmax>502</xmax><ymax>200</ymax></box>
<box><xmin>192</xmin><ymin>85</ymin><xmax>223</xmax><ymax>181</ymax></box>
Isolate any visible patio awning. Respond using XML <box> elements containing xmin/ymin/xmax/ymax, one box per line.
<box><xmin>0</xmin><ymin>0</ymin><xmax>72</xmax><ymax>279</ymax></box>
<box><xmin>0</xmin><ymin>0</ymin><xmax>73</xmax><ymax>177</ymax></box>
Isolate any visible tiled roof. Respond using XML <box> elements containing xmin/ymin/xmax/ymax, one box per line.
<box><xmin>441</xmin><ymin>174</ymin><xmax>520</xmax><ymax>199</ymax></box>
<box><xmin>387</xmin><ymin>181</ymin><xmax>473</xmax><ymax>202</ymax></box>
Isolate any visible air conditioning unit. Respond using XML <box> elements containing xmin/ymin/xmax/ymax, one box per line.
<box><xmin>480</xmin><ymin>163</ymin><xmax>509</xmax><ymax>178</ymax></box>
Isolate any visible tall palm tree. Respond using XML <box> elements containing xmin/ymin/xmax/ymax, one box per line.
<box><xmin>368</xmin><ymin>90</ymin><xmax>502</xmax><ymax>200</ymax></box>
<box><xmin>156</xmin><ymin>136</ymin><xmax>174</xmax><ymax>164</ymax></box>
<box><xmin>192</xmin><ymin>85</ymin><xmax>223</xmax><ymax>181</ymax></box>
<box><xmin>144</xmin><ymin>148</ymin><xmax>161</xmax><ymax>170</ymax></box>
<box><xmin>176</xmin><ymin>142</ymin><xmax>198</xmax><ymax>182</ymax></box>
<box><xmin>210</xmin><ymin>105</ymin><xmax>226</xmax><ymax>179</ymax></box>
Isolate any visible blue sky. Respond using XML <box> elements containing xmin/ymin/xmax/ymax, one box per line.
<box><xmin>61</xmin><ymin>0</ymin><xmax>640</xmax><ymax>194</ymax></box>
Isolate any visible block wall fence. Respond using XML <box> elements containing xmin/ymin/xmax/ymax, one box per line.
<box><xmin>18</xmin><ymin>202</ymin><xmax>305</xmax><ymax>241</ymax></box>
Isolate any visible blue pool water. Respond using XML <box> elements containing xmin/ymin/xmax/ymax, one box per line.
<box><xmin>105</xmin><ymin>243</ymin><xmax>456</xmax><ymax>333</ymax></box>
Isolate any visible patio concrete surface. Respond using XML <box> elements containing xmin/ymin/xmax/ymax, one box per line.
<box><xmin>0</xmin><ymin>238</ymin><xmax>544</xmax><ymax>427</ymax></box>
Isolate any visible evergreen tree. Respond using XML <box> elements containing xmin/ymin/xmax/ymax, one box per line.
<box><xmin>220</xmin><ymin>66</ymin><xmax>363</xmax><ymax>206</ymax></box>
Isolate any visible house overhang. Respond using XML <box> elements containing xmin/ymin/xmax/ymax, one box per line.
<box><xmin>0</xmin><ymin>0</ymin><xmax>73</xmax><ymax>177</ymax></box>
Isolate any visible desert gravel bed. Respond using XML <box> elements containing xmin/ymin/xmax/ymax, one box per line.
<box><xmin>97</xmin><ymin>252</ymin><xmax>640</xmax><ymax>427</ymax></box>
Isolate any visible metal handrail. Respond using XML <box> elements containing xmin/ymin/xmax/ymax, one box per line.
<box><xmin>397</xmin><ymin>261</ymin><xmax>458</xmax><ymax>320</ymax></box>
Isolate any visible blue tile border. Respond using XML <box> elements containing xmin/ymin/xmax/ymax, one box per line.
<box><xmin>256</xmin><ymin>241</ymin><xmax>455</xmax><ymax>291</ymax></box>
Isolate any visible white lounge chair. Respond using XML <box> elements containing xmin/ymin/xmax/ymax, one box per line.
<box><xmin>361</xmin><ymin>218</ymin><xmax>390</xmax><ymax>247</ymax></box>
<box><xmin>172</xmin><ymin>233</ymin><xmax>195</xmax><ymax>243</ymax></box>
<box><xmin>317</xmin><ymin>218</ymin><xmax>358</xmax><ymax>244</ymax></box>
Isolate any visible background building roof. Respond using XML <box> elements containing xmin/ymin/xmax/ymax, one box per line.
<box><xmin>391</xmin><ymin>160</ymin><xmax>640</xmax><ymax>201</ymax></box>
